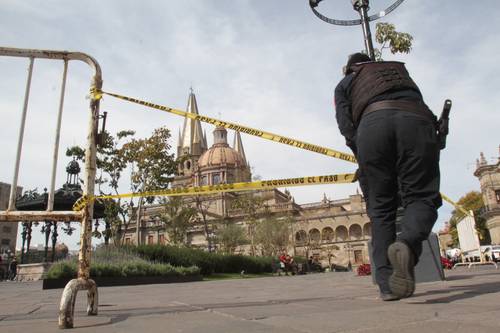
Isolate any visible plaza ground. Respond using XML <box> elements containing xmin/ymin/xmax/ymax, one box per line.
<box><xmin>1</xmin><ymin>267</ymin><xmax>499</xmax><ymax>332</ymax></box>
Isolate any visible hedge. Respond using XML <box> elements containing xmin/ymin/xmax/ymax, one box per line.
<box><xmin>132</xmin><ymin>245</ymin><xmax>273</xmax><ymax>275</ymax></box>
<box><xmin>46</xmin><ymin>246</ymin><xmax>200</xmax><ymax>280</ymax></box>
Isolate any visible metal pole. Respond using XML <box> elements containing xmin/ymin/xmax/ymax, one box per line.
<box><xmin>47</xmin><ymin>60</ymin><xmax>69</xmax><ymax>211</ymax></box>
<box><xmin>359</xmin><ymin>6</ymin><xmax>375</xmax><ymax>60</ymax></box>
<box><xmin>8</xmin><ymin>57</ymin><xmax>34</xmax><ymax>211</ymax></box>
<box><xmin>77</xmin><ymin>74</ymin><xmax>101</xmax><ymax>280</ymax></box>
<box><xmin>352</xmin><ymin>0</ymin><xmax>376</xmax><ymax>60</ymax></box>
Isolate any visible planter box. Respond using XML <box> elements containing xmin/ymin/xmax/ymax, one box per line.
<box><xmin>43</xmin><ymin>274</ymin><xmax>202</xmax><ymax>290</ymax></box>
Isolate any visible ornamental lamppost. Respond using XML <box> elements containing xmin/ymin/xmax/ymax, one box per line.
<box><xmin>309</xmin><ymin>0</ymin><xmax>406</xmax><ymax>60</ymax></box>
<box><xmin>343</xmin><ymin>243</ymin><xmax>353</xmax><ymax>271</ymax></box>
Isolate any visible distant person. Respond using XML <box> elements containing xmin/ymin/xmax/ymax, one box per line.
<box><xmin>9</xmin><ymin>257</ymin><xmax>18</xmax><ymax>281</ymax></box>
<box><xmin>307</xmin><ymin>256</ymin><xmax>313</xmax><ymax>272</ymax></box>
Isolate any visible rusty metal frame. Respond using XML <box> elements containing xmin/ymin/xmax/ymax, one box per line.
<box><xmin>0</xmin><ymin>47</ymin><xmax>102</xmax><ymax>329</ymax></box>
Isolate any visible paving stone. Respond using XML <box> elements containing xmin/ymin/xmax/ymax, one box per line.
<box><xmin>0</xmin><ymin>268</ymin><xmax>498</xmax><ymax>332</ymax></box>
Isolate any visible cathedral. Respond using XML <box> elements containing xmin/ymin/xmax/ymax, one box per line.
<box><xmin>123</xmin><ymin>91</ymin><xmax>372</xmax><ymax>268</ymax></box>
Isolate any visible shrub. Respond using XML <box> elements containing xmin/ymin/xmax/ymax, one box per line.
<box><xmin>132</xmin><ymin>244</ymin><xmax>273</xmax><ymax>275</ymax></box>
<box><xmin>46</xmin><ymin>246</ymin><xmax>200</xmax><ymax>279</ymax></box>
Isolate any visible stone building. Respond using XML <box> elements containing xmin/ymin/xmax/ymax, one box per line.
<box><xmin>124</xmin><ymin>90</ymin><xmax>371</xmax><ymax>267</ymax></box>
<box><xmin>474</xmin><ymin>147</ymin><xmax>500</xmax><ymax>244</ymax></box>
<box><xmin>0</xmin><ymin>182</ymin><xmax>23</xmax><ymax>255</ymax></box>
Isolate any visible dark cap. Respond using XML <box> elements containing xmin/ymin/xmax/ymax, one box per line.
<box><xmin>344</xmin><ymin>52</ymin><xmax>371</xmax><ymax>75</ymax></box>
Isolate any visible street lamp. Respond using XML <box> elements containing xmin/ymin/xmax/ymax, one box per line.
<box><xmin>343</xmin><ymin>243</ymin><xmax>353</xmax><ymax>271</ymax></box>
<box><xmin>309</xmin><ymin>0</ymin><xmax>406</xmax><ymax>60</ymax></box>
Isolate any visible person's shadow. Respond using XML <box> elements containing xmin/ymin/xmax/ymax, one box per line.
<box><xmin>408</xmin><ymin>279</ymin><xmax>500</xmax><ymax>304</ymax></box>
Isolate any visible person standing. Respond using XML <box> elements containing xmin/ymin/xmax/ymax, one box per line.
<box><xmin>334</xmin><ymin>53</ymin><xmax>442</xmax><ymax>301</ymax></box>
<box><xmin>9</xmin><ymin>257</ymin><xmax>18</xmax><ymax>281</ymax></box>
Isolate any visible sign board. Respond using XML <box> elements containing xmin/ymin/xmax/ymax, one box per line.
<box><xmin>456</xmin><ymin>214</ymin><xmax>480</xmax><ymax>254</ymax></box>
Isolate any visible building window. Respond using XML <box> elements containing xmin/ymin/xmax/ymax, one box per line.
<box><xmin>212</xmin><ymin>173</ymin><xmax>221</xmax><ymax>185</ymax></box>
<box><xmin>201</xmin><ymin>175</ymin><xmax>208</xmax><ymax>185</ymax></box>
<box><xmin>2</xmin><ymin>226</ymin><xmax>12</xmax><ymax>233</ymax></box>
<box><xmin>1</xmin><ymin>239</ymin><xmax>10</xmax><ymax>246</ymax></box>
<box><xmin>147</xmin><ymin>235</ymin><xmax>154</xmax><ymax>245</ymax></box>
<box><xmin>354</xmin><ymin>250</ymin><xmax>363</xmax><ymax>264</ymax></box>
<box><xmin>159</xmin><ymin>234</ymin><xmax>165</xmax><ymax>245</ymax></box>
<box><xmin>125</xmin><ymin>238</ymin><xmax>131</xmax><ymax>245</ymax></box>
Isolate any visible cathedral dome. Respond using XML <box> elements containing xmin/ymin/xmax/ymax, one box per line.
<box><xmin>198</xmin><ymin>144</ymin><xmax>246</xmax><ymax>168</ymax></box>
<box><xmin>198</xmin><ymin>126</ymin><xmax>246</xmax><ymax>169</ymax></box>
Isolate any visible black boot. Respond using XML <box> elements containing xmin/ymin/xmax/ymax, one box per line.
<box><xmin>379</xmin><ymin>292</ymin><xmax>400</xmax><ymax>301</ymax></box>
<box><xmin>388</xmin><ymin>241</ymin><xmax>415</xmax><ymax>298</ymax></box>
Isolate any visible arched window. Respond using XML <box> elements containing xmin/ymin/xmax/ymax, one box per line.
<box><xmin>309</xmin><ymin>228</ymin><xmax>321</xmax><ymax>243</ymax></box>
<box><xmin>335</xmin><ymin>226</ymin><xmax>348</xmax><ymax>242</ymax></box>
<box><xmin>349</xmin><ymin>224</ymin><xmax>362</xmax><ymax>240</ymax></box>
<box><xmin>321</xmin><ymin>227</ymin><xmax>334</xmax><ymax>242</ymax></box>
<box><xmin>295</xmin><ymin>230</ymin><xmax>307</xmax><ymax>244</ymax></box>
<box><xmin>363</xmin><ymin>223</ymin><xmax>372</xmax><ymax>238</ymax></box>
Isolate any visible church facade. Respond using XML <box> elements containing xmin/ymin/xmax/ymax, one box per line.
<box><xmin>123</xmin><ymin>91</ymin><xmax>372</xmax><ymax>268</ymax></box>
<box><xmin>474</xmin><ymin>148</ymin><xmax>500</xmax><ymax>244</ymax></box>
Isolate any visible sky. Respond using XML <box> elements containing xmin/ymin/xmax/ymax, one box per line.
<box><xmin>1</xmin><ymin>1</ymin><xmax>499</xmax><ymax>250</ymax></box>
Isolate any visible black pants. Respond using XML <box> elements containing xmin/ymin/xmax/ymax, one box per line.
<box><xmin>356</xmin><ymin>109</ymin><xmax>442</xmax><ymax>293</ymax></box>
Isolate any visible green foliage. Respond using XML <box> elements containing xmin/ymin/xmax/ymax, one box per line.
<box><xmin>46</xmin><ymin>245</ymin><xmax>200</xmax><ymax>279</ymax></box>
<box><xmin>120</xmin><ymin>127</ymin><xmax>177</xmax><ymax>191</ymax></box>
<box><xmin>254</xmin><ymin>214</ymin><xmax>292</xmax><ymax>256</ymax></box>
<box><xmin>448</xmin><ymin>191</ymin><xmax>490</xmax><ymax>246</ymax></box>
<box><xmin>214</xmin><ymin>222</ymin><xmax>249</xmax><ymax>254</ymax></box>
<box><xmin>66</xmin><ymin>146</ymin><xmax>85</xmax><ymax>160</ymax></box>
<box><xmin>230</xmin><ymin>194</ymin><xmax>266</xmax><ymax>255</ymax></box>
<box><xmin>47</xmin><ymin>261</ymin><xmax>78</xmax><ymax>279</ymax></box>
<box><xmin>67</xmin><ymin>127</ymin><xmax>179</xmax><ymax>245</ymax></box>
<box><xmin>159</xmin><ymin>197</ymin><xmax>197</xmax><ymax>246</ymax></box>
<box><xmin>133</xmin><ymin>244</ymin><xmax>273</xmax><ymax>275</ymax></box>
<box><xmin>373</xmin><ymin>22</ymin><xmax>414</xmax><ymax>60</ymax></box>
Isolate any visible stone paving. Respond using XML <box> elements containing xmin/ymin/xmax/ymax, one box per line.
<box><xmin>1</xmin><ymin>267</ymin><xmax>499</xmax><ymax>332</ymax></box>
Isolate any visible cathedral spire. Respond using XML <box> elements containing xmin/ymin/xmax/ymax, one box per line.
<box><xmin>233</xmin><ymin>131</ymin><xmax>247</xmax><ymax>165</ymax></box>
<box><xmin>180</xmin><ymin>90</ymin><xmax>205</xmax><ymax>155</ymax></box>
<box><xmin>177</xmin><ymin>128</ymin><xmax>182</xmax><ymax>148</ymax></box>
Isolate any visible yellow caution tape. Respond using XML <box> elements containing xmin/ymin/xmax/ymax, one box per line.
<box><xmin>101</xmin><ymin>90</ymin><xmax>357</xmax><ymax>164</ymax></box>
<box><xmin>73</xmin><ymin>173</ymin><xmax>357</xmax><ymax>211</ymax></box>
<box><xmin>440</xmin><ymin>192</ymin><xmax>473</xmax><ymax>217</ymax></box>
<box><xmin>94</xmin><ymin>90</ymin><xmax>466</xmax><ymax>216</ymax></box>
<box><xmin>90</xmin><ymin>87</ymin><xmax>103</xmax><ymax>101</ymax></box>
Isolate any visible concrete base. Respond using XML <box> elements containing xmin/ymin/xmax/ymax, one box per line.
<box><xmin>16</xmin><ymin>263</ymin><xmax>52</xmax><ymax>281</ymax></box>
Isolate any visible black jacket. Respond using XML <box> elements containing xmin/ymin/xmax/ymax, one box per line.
<box><xmin>334</xmin><ymin>74</ymin><xmax>424</xmax><ymax>155</ymax></box>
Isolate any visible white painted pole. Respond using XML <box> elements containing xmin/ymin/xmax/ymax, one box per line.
<box><xmin>8</xmin><ymin>57</ymin><xmax>34</xmax><ymax>211</ymax></box>
<box><xmin>47</xmin><ymin>60</ymin><xmax>69</xmax><ymax>211</ymax></box>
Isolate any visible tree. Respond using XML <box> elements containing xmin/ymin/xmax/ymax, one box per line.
<box><xmin>372</xmin><ymin>22</ymin><xmax>413</xmax><ymax>60</ymax></box>
<box><xmin>119</xmin><ymin>127</ymin><xmax>177</xmax><ymax>245</ymax></box>
<box><xmin>448</xmin><ymin>191</ymin><xmax>490</xmax><ymax>246</ymax></box>
<box><xmin>254</xmin><ymin>213</ymin><xmax>293</xmax><ymax>256</ymax></box>
<box><xmin>214</xmin><ymin>220</ymin><xmax>248</xmax><ymax>254</ymax></box>
<box><xmin>160</xmin><ymin>197</ymin><xmax>197</xmax><ymax>246</ymax></box>
<box><xmin>230</xmin><ymin>194</ymin><xmax>266</xmax><ymax>256</ymax></box>
<box><xmin>194</xmin><ymin>196</ymin><xmax>214</xmax><ymax>252</ymax></box>
<box><xmin>66</xmin><ymin>127</ymin><xmax>178</xmax><ymax>245</ymax></box>
<box><xmin>294</xmin><ymin>228</ymin><xmax>321</xmax><ymax>270</ymax></box>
